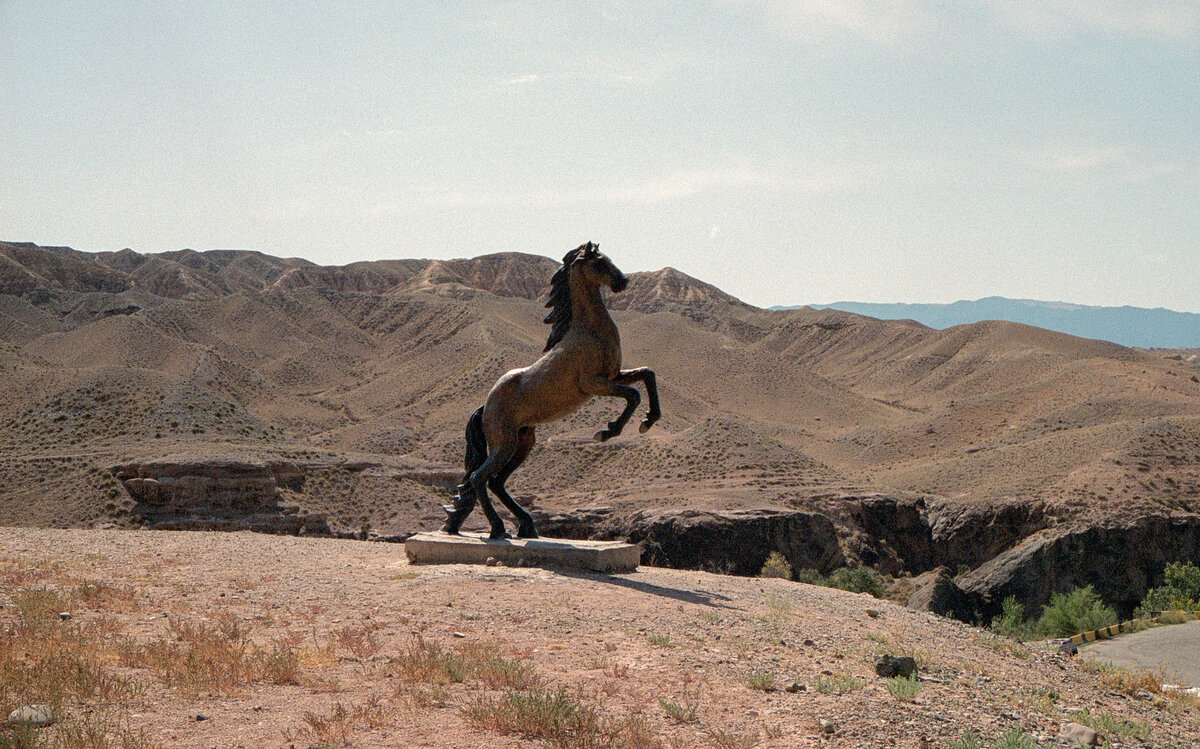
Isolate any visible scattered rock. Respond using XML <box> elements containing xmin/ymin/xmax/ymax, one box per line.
<box><xmin>803</xmin><ymin>638</ymin><xmax>815</xmax><ymax>646</ymax></box>
<box><xmin>1058</xmin><ymin>721</ymin><xmax>1099</xmax><ymax>746</ymax></box>
<box><xmin>452</xmin><ymin>631</ymin><xmax>466</xmax><ymax>638</ymax></box>
<box><xmin>819</xmin><ymin>718</ymin><xmax>836</xmax><ymax>734</ymax></box>
<box><xmin>195</xmin><ymin>713</ymin><xmax>209</xmax><ymax>722</ymax></box>
<box><xmin>58</xmin><ymin>612</ymin><xmax>71</xmax><ymax>621</ymax></box>
<box><xmin>8</xmin><ymin>705</ymin><xmax>55</xmax><ymax>727</ymax></box>
<box><xmin>875</xmin><ymin>654</ymin><xmax>918</xmax><ymax>679</ymax></box>
<box><xmin>866</xmin><ymin>608</ymin><xmax>881</xmax><ymax>618</ymax></box>
<box><xmin>785</xmin><ymin>682</ymin><xmax>806</xmax><ymax>693</ymax></box>
<box><xmin>485</xmin><ymin>557</ymin><xmax>498</xmax><ymax>566</ymax></box>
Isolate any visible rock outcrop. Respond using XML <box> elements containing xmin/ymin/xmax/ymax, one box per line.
<box><xmin>112</xmin><ymin>456</ymin><xmax>329</xmax><ymax>535</ymax></box>
<box><xmin>959</xmin><ymin>514</ymin><xmax>1200</xmax><ymax>619</ymax></box>
<box><xmin>626</xmin><ymin>508</ymin><xmax>844</xmax><ymax>576</ymax></box>
<box><xmin>906</xmin><ymin>567</ymin><xmax>974</xmax><ymax>619</ymax></box>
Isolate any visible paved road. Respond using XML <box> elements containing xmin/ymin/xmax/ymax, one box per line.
<box><xmin>1081</xmin><ymin>619</ymin><xmax>1200</xmax><ymax>687</ymax></box>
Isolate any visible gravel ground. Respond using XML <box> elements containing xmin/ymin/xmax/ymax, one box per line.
<box><xmin>1</xmin><ymin>527</ymin><xmax>1197</xmax><ymax>748</ymax></box>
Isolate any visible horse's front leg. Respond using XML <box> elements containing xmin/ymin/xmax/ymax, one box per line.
<box><xmin>581</xmin><ymin>376</ymin><xmax>640</xmax><ymax>442</ymax></box>
<box><xmin>614</xmin><ymin>367</ymin><xmax>661</xmax><ymax>433</ymax></box>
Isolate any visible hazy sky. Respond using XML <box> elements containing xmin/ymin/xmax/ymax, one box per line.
<box><xmin>2</xmin><ymin>2</ymin><xmax>1198</xmax><ymax>311</ymax></box>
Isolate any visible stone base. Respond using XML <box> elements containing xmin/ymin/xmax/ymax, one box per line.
<box><xmin>404</xmin><ymin>531</ymin><xmax>640</xmax><ymax>573</ymax></box>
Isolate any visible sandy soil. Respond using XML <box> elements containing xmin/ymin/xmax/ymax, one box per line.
<box><xmin>1</xmin><ymin>527</ymin><xmax>1196</xmax><ymax>748</ymax></box>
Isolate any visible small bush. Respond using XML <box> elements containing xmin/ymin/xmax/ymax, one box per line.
<box><xmin>947</xmin><ymin>730</ymin><xmax>983</xmax><ymax>749</ymax></box>
<box><xmin>463</xmin><ymin>689</ymin><xmax>601</xmax><ymax>748</ymax></box>
<box><xmin>993</xmin><ymin>728</ymin><xmax>1037</xmax><ymax>749</ymax></box>
<box><xmin>743</xmin><ymin>670</ymin><xmax>776</xmax><ymax>691</ymax></box>
<box><xmin>813</xmin><ymin>672</ymin><xmax>864</xmax><ymax>694</ymax></box>
<box><xmin>989</xmin><ymin>596</ymin><xmax>1036</xmax><ymax>641</ymax></box>
<box><xmin>1136</xmin><ymin>561</ymin><xmax>1200</xmax><ymax>617</ymax></box>
<box><xmin>1036</xmin><ymin>586</ymin><xmax>1117</xmax><ymax>637</ymax></box>
<box><xmin>828</xmin><ymin>567</ymin><xmax>885</xmax><ymax>597</ymax></box>
<box><xmin>794</xmin><ymin>568</ymin><xmax>827</xmax><ymax>586</ymax></box>
<box><xmin>884</xmin><ymin>675</ymin><xmax>922</xmax><ymax>701</ymax></box>
<box><xmin>659</xmin><ymin>696</ymin><xmax>698</xmax><ymax>724</ymax></box>
<box><xmin>793</xmin><ymin>566</ymin><xmax>884</xmax><ymax>598</ymax></box>
<box><xmin>758</xmin><ymin>552</ymin><xmax>791</xmax><ymax>579</ymax></box>
<box><xmin>1067</xmin><ymin>709</ymin><xmax>1148</xmax><ymax>740</ymax></box>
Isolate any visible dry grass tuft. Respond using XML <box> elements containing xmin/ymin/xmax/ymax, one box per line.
<box><xmin>463</xmin><ymin>688</ymin><xmax>661</xmax><ymax>749</ymax></box>
<box><xmin>283</xmin><ymin>695</ymin><xmax>391</xmax><ymax>747</ymax></box>
<box><xmin>116</xmin><ymin>615</ymin><xmax>301</xmax><ymax>696</ymax></box>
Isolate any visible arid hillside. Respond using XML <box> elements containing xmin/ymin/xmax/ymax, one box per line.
<box><xmin>2</xmin><ymin>527</ymin><xmax>1197</xmax><ymax>749</ymax></box>
<box><xmin>3</xmin><ymin>241</ymin><xmax>1200</xmax><ymax>617</ymax></box>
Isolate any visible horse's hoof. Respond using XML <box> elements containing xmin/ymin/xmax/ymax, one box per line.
<box><xmin>595</xmin><ymin>430</ymin><xmax>611</xmax><ymax>442</ymax></box>
<box><xmin>488</xmin><ymin>529</ymin><xmax>511</xmax><ymax>540</ymax></box>
<box><xmin>638</xmin><ymin>420</ymin><xmax>652</xmax><ymax>433</ymax></box>
<box><xmin>517</xmin><ymin>526</ymin><xmax>539</xmax><ymax>539</ymax></box>
<box><xmin>440</xmin><ymin>525</ymin><xmax>460</xmax><ymax>535</ymax></box>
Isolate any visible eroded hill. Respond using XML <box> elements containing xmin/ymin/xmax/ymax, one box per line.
<box><xmin>2</xmin><ymin>241</ymin><xmax>1200</xmax><ymax>618</ymax></box>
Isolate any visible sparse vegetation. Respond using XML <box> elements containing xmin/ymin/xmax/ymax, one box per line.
<box><xmin>658</xmin><ymin>694</ymin><xmax>698</xmax><ymax>724</ymax></box>
<box><xmin>743</xmin><ymin>670</ymin><xmax>776</xmax><ymax>691</ymax></box>
<box><xmin>885</xmin><ymin>675</ymin><xmax>922</xmax><ymax>701</ymax></box>
<box><xmin>1067</xmin><ymin>708</ymin><xmax>1149</xmax><ymax>741</ymax></box>
<box><xmin>813</xmin><ymin>671</ymin><xmax>864</xmax><ymax>694</ymax></box>
<box><xmin>992</xmin><ymin>728</ymin><xmax>1038</xmax><ymax>749</ymax></box>
<box><xmin>1136</xmin><ymin>561</ymin><xmax>1200</xmax><ymax>617</ymax></box>
<box><xmin>947</xmin><ymin>730</ymin><xmax>984</xmax><ymax>749</ymax></box>
<box><xmin>463</xmin><ymin>688</ymin><xmax>660</xmax><ymax>749</ymax></box>
<box><xmin>757</xmin><ymin>551</ymin><xmax>790</xmax><ymax>579</ymax></box>
<box><xmin>794</xmin><ymin>566</ymin><xmax>885</xmax><ymax>598</ymax></box>
<box><xmin>989</xmin><ymin>596</ymin><xmax>1037</xmax><ymax>641</ymax></box>
<box><xmin>1035</xmin><ymin>586</ymin><xmax>1117</xmax><ymax>637</ymax></box>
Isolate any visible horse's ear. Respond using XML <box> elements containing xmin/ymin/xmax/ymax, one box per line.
<box><xmin>582</xmin><ymin>242</ymin><xmax>598</xmax><ymax>259</ymax></box>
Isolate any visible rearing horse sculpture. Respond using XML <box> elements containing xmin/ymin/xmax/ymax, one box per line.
<box><xmin>442</xmin><ymin>242</ymin><xmax>662</xmax><ymax>539</ymax></box>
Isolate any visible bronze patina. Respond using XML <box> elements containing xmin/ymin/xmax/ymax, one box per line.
<box><xmin>442</xmin><ymin>242</ymin><xmax>662</xmax><ymax>539</ymax></box>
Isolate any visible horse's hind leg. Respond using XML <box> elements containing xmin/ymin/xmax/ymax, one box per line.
<box><xmin>488</xmin><ymin>427</ymin><xmax>538</xmax><ymax>538</ymax></box>
<box><xmin>469</xmin><ymin>441</ymin><xmax>519</xmax><ymax>539</ymax></box>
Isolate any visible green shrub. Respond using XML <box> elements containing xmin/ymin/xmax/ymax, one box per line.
<box><xmin>990</xmin><ymin>596</ymin><xmax>1036</xmax><ymax>640</ymax></box>
<box><xmin>828</xmin><ymin>567</ymin><xmax>884</xmax><ymax>597</ymax></box>
<box><xmin>792</xmin><ymin>566</ymin><xmax>884</xmax><ymax>598</ymax></box>
<box><xmin>884</xmin><ymin>675</ymin><xmax>921</xmax><ymax>701</ymax></box>
<box><xmin>758</xmin><ymin>551</ymin><xmax>791</xmax><ymax>579</ymax></box>
<box><xmin>1136</xmin><ymin>561</ymin><xmax>1200</xmax><ymax>617</ymax></box>
<box><xmin>1036</xmin><ymin>586</ymin><xmax>1117</xmax><ymax>637</ymax></box>
<box><xmin>947</xmin><ymin>730</ymin><xmax>983</xmax><ymax>749</ymax></box>
<box><xmin>794</xmin><ymin>568</ymin><xmax>828</xmax><ymax>586</ymax></box>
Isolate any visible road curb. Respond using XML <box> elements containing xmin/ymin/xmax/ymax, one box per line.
<box><xmin>1056</xmin><ymin>609</ymin><xmax>1200</xmax><ymax>654</ymax></box>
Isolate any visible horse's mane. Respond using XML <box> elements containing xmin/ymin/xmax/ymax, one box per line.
<box><xmin>542</xmin><ymin>245</ymin><xmax>585</xmax><ymax>351</ymax></box>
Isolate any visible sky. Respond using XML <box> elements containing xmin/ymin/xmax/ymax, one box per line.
<box><xmin>2</xmin><ymin>1</ymin><xmax>1198</xmax><ymax>311</ymax></box>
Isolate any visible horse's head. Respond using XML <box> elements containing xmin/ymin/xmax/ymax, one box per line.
<box><xmin>567</xmin><ymin>242</ymin><xmax>628</xmax><ymax>293</ymax></box>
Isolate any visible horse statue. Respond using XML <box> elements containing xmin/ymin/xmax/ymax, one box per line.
<box><xmin>441</xmin><ymin>241</ymin><xmax>662</xmax><ymax>539</ymax></box>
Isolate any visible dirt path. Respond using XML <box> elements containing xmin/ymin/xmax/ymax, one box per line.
<box><xmin>1</xmin><ymin>527</ymin><xmax>1197</xmax><ymax>748</ymax></box>
<box><xmin>1082</xmin><ymin>620</ymin><xmax>1200</xmax><ymax>687</ymax></box>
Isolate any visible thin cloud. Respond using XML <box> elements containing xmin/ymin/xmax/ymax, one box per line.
<box><xmin>410</xmin><ymin>154</ymin><xmax>951</xmax><ymax>211</ymax></box>
<box><xmin>731</xmin><ymin>0</ymin><xmax>933</xmax><ymax>44</ymax></box>
<box><xmin>980</xmin><ymin>0</ymin><xmax>1199</xmax><ymax>40</ymax></box>
<box><xmin>1015</xmin><ymin>143</ymin><xmax>1186</xmax><ymax>180</ymax></box>
<box><xmin>730</xmin><ymin>0</ymin><xmax>1199</xmax><ymax>44</ymax></box>
<box><xmin>496</xmin><ymin>74</ymin><xmax>540</xmax><ymax>87</ymax></box>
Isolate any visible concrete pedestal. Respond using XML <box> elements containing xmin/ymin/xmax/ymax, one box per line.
<box><xmin>404</xmin><ymin>531</ymin><xmax>640</xmax><ymax>573</ymax></box>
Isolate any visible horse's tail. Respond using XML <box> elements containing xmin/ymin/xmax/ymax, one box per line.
<box><xmin>445</xmin><ymin>406</ymin><xmax>487</xmax><ymax>516</ymax></box>
<box><xmin>462</xmin><ymin>405</ymin><xmax>487</xmax><ymax>478</ymax></box>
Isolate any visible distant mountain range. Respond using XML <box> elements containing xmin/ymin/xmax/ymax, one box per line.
<box><xmin>773</xmin><ymin>297</ymin><xmax>1200</xmax><ymax>348</ymax></box>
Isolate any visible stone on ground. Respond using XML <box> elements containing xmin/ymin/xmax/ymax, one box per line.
<box><xmin>7</xmin><ymin>705</ymin><xmax>55</xmax><ymax>727</ymax></box>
